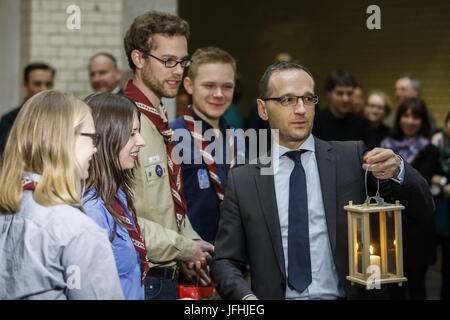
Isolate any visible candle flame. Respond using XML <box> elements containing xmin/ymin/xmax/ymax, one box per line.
<box><xmin>393</xmin><ymin>240</ymin><xmax>397</xmax><ymax>246</ymax></box>
<box><xmin>370</xmin><ymin>245</ymin><xmax>374</xmax><ymax>255</ymax></box>
<box><xmin>356</xmin><ymin>243</ymin><xmax>359</xmax><ymax>250</ymax></box>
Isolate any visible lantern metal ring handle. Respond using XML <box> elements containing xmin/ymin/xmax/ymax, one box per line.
<box><xmin>364</xmin><ymin>165</ymin><xmax>384</xmax><ymax>206</ymax></box>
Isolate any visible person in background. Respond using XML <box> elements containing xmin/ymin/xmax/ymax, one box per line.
<box><xmin>0</xmin><ymin>90</ymin><xmax>123</xmax><ymax>300</ymax></box>
<box><xmin>313</xmin><ymin>70</ymin><xmax>377</xmax><ymax>149</ymax></box>
<box><xmin>83</xmin><ymin>93</ymin><xmax>147</xmax><ymax>300</ymax></box>
<box><xmin>387</xmin><ymin>73</ymin><xmax>436</xmax><ymax>133</ymax></box>
<box><xmin>364</xmin><ymin>90</ymin><xmax>392</xmax><ymax>147</ymax></box>
<box><xmin>0</xmin><ymin>62</ymin><xmax>55</xmax><ymax>157</ymax></box>
<box><xmin>351</xmin><ymin>85</ymin><xmax>365</xmax><ymax>116</ymax></box>
<box><xmin>381</xmin><ymin>97</ymin><xmax>440</xmax><ymax>300</ymax></box>
<box><xmin>430</xmin><ymin>111</ymin><xmax>450</xmax><ymax>300</ymax></box>
<box><xmin>175</xmin><ymin>86</ymin><xmax>192</xmax><ymax>118</ymax></box>
<box><xmin>223</xmin><ymin>75</ymin><xmax>245</xmax><ymax>129</ymax></box>
<box><xmin>88</xmin><ymin>52</ymin><xmax>123</xmax><ymax>94</ymax></box>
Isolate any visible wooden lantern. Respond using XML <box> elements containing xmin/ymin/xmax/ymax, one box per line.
<box><xmin>345</xmin><ymin>196</ymin><xmax>407</xmax><ymax>289</ymax></box>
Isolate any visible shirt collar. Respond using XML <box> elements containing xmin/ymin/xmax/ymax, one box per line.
<box><xmin>273</xmin><ymin>134</ymin><xmax>315</xmax><ymax>159</ymax></box>
<box><xmin>22</xmin><ymin>172</ymin><xmax>42</xmax><ymax>183</ymax></box>
<box><xmin>111</xmin><ymin>86</ymin><xmax>122</xmax><ymax>94</ymax></box>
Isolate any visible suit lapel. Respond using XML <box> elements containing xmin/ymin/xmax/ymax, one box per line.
<box><xmin>254</xmin><ymin>163</ymin><xmax>286</xmax><ymax>281</ymax></box>
<box><xmin>314</xmin><ymin>137</ymin><xmax>337</xmax><ymax>256</ymax></box>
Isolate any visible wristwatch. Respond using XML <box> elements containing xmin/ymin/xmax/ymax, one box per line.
<box><xmin>439</xmin><ymin>176</ymin><xmax>448</xmax><ymax>187</ymax></box>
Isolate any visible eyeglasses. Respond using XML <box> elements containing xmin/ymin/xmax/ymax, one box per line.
<box><xmin>80</xmin><ymin>133</ymin><xmax>101</xmax><ymax>147</ymax></box>
<box><xmin>367</xmin><ymin>104</ymin><xmax>386</xmax><ymax>111</ymax></box>
<box><xmin>262</xmin><ymin>95</ymin><xmax>318</xmax><ymax>107</ymax></box>
<box><xmin>147</xmin><ymin>53</ymin><xmax>192</xmax><ymax>68</ymax></box>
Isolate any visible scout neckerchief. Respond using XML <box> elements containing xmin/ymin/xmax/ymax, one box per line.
<box><xmin>124</xmin><ymin>80</ymin><xmax>186</xmax><ymax>230</ymax></box>
<box><xmin>183</xmin><ymin>106</ymin><xmax>236</xmax><ymax>202</ymax></box>
<box><xmin>22</xmin><ymin>179</ymin><xmax>37</xmax><ymax>191</ymax></box>
<box><xmin>113</xmin><ymin>197</ymin><xmax>149</xmax><ymax>285</ymax></box>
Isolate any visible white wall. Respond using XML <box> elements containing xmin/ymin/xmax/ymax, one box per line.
<box><xmin>0</xmin><ymin>0</ymin><xmax>178</xmax><ymax>120</ymax></box>
<box><xmin>0</xmin><ymin>0</ymin><xmax>22</xmax><ymax>114</ymax></box>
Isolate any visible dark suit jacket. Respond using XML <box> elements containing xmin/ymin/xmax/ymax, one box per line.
<box><xmin>0</xmin><ymin>104</ymin><xmax>23</xmax><ymax>157</ymax></box>
<box><xmin>211</xmin><ymin>137</ymin><xmax>434</xmax><ymax>300</ymax></box>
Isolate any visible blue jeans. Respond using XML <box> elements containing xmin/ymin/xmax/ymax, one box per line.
<box><xmin>144</xmin><ymin>276</ymin><xmax>179</xmax><ymax>300</ymax></box>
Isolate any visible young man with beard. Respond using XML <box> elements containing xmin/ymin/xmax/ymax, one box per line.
<box><xmin>123</xmin><ymin>11</ymin><xmax>214</xmax><ymax>300</ymax></box>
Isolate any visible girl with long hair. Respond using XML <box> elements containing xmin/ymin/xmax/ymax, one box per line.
<box><xmin>83</xmin><ymin>93</ymin><xmax>147</xmax><ymax>300</ymax></box>
<box><xmin>0</xmin><ymin>90</ymin><xmax>124</xmax><ymax>299</ymax></box>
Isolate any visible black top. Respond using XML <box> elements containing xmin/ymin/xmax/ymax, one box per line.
<box><xmin>313</xmin><ymin>108</ymin><xmax>378</xmax><ymax>149</ymax></box>
<box><xmin>372</xmin><ymin>123</ymin><xmax>390</xmax><ymax>148</ymax></box>
<box><xmin>0</xmin><ymin>104</ymin><xmax>23</xmax><ymax>157</ymax></box>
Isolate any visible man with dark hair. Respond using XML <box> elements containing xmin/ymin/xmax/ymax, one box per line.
<box><xmin>123</xmin><ymin>10</ymin><xmax>214</xmax><ymax>300</ymax></box>
<box><xmin>210</xmin><ymin>61</ymin><xmax>434</xmax><ymax>300</ymax></box>
<box><xmin>352</xmin><ymin>85</ymin><xmax>365</xmax><ymax>116</ymax></box>
<box><xmin>313</xmin><ymin>70</ymin><xmax>377</xmax><ymax>149</ymax></box>
<box><xmin>0</xmin><ymin>62</ymin><xmax>55</xmax><ymax>156</ymax></box>
<box><xmin>88</xmin><ymin>52</ymin><xmax>123</xmax><ymax>94</ymax></box>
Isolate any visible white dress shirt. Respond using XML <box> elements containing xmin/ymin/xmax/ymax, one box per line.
<box><xmin>274</xmin><ymin>135</ymin><xmax>345</xmax><ymax>299</ymax></box>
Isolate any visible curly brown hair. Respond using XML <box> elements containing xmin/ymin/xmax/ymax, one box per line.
<box><xmin>124</xmin><ymin>11</ymin><xmax>190</xmax><ymax>72</ymax></box>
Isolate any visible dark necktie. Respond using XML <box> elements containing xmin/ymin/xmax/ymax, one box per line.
<box><xmin>285</xmin><ymin>150</ymin><xmax>312</xmax><ymax>293</ymax></box>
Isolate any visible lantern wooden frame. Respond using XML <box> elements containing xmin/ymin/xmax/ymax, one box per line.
<box><xmin>345</xmin><ymin>198</ymin><xmax>407</xmax><ymax>289</ymax></box>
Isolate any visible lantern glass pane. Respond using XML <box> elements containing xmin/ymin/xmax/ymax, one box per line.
<box><xmin>356</xmin><ymin>217</ymin><xmax>362</xmax><ymax>274</ymax></box>
<box><xmin>386</xmin><ymin>211</ymin><xmax>397</xmax><ymax>274</ymax></box>
<box><xmin>369</xmin><ymin>212</ymin><xmax>382</xmax><ymax>270</ymax></box>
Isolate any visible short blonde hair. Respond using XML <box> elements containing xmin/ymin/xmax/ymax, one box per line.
<box><xmin>0</xmin><ymin>90</ymin><xmax>91</xmax><ymax>213</ymax></box>
<box><xmin>187</xmin><ymin>46</ymin><xmax>236</xmax><ymax>81</ymax></box>
<box><xmin>367</xmin><ymin>90</ymin><xmax>393</xmax><ymax>116</ymax></box>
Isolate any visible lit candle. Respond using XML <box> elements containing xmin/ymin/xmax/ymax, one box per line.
<box><xmin>369</xmin><ymin>245</ymin><xmax>381</xmax><ymax>268</ymax></box>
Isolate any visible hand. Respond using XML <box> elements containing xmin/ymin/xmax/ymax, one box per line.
<box><xmin>179</xmin><ymin>261</ymin><xmax>196</xmax><ymax>284</ymax></box>
<box><xmin>432</xmin><ymin>175</ymin><xmax>444</xmax><ymax>186</ymax></box>
<box><xmin>186</xmin><ymin>240</ymin><xmax>214</xmax><ymax>271</ymax></box>
<box><xmin>179</xmin><ymin>262</ymin><xmax>212</xmax><ymax>286</ymax></box>
<box><xmin>197</xmin><ymin>266</ymin><xmax>212</xmax><ymax>286</ymax></box>
<box><xmin>245</xmin><ymin>295</ymin><xmax>259</xmax><ymax>300</ymax></box>
<box><xmin>443</xmin><ymin>184</ymin><xmax>450</xmax><ymax>198</ymax></box>
<box><xmin>362</xmin><ymin>148</ymin><xmax>402</xmax><ymax>180</ymax></box>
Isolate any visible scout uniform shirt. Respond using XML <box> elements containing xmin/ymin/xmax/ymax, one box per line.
<box><xmin>133</xmin><ymin>104</ymin><xmax>201</xmax><ymax>268</ymax></box>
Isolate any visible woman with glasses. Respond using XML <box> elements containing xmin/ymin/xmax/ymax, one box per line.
<box><xmin>83</xmin><ymin>93</ymin><xmax>147</xmax><ymax>300</ymax></box>
<box><xmin>363</xmin><ymin>90</ymin><xmax>392</xmax><ymax>147</ymax></box>
<box><xmin>0</xmin><ymin>90</ymin><xmax>124</xmax><ymax>299</ymax></box>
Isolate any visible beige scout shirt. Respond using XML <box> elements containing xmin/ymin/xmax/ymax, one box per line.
<box><xmin>134</xmin><ymin>105</ymin><xmax>200</xmax><ymax>268</ymax></box>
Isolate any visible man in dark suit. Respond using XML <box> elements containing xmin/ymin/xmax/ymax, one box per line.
<box><xmin>88</xmin><ymin>52</ymin><xmax>123</xmax><ymax>94</ymax></box>
<box><xmin>0</xmin><ymin>62</ymin><xmax>55</xmax><ymax>157</ymax></box>
<box><xmin>210</xmin><ymin>61</ymin><xmax>434</xmax><ymax>300</ymax></box>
